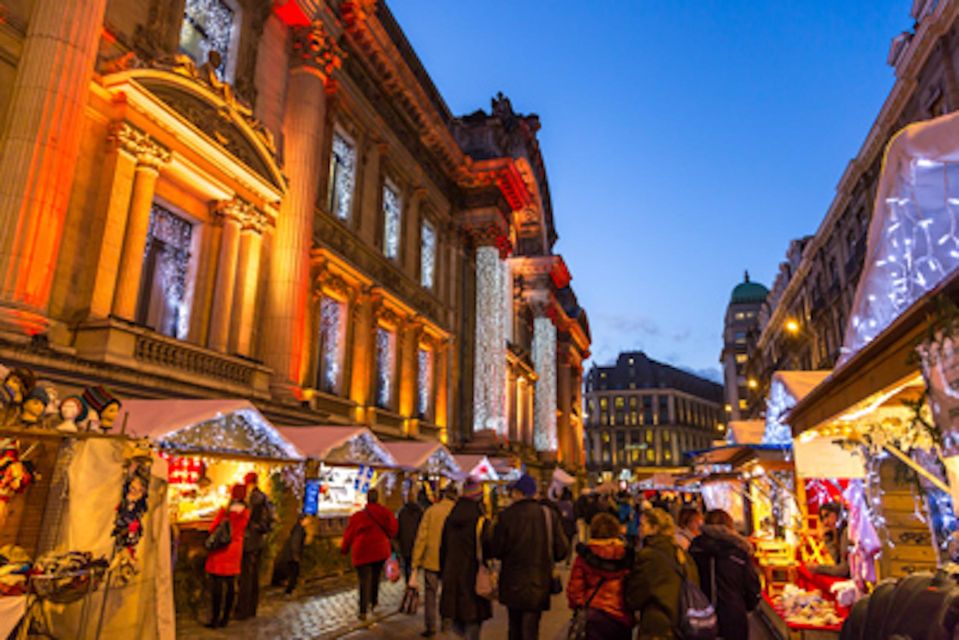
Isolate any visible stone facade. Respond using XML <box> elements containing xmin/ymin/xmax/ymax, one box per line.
<box><xmin>746</xmin><ymin>0</ymin><xmax>959</xmax><ymax>408</ymax></box>
<box><xmin>0</xmin><ymin>0</ymin><xmax>589</xmax><ymax>466</ymax></box>
<box><xmin>584</xmin><ymin>352</ymin><xmax>722</xmax><ymax>478</ymax></box>
<box><xmin>720</xmin><ymin>273</ymin><xmax>767</xmax><ymax>422</ymax></box>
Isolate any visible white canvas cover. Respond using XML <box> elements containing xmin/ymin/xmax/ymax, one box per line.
<box><xmin>118</xmin><ymin>399</ymin><xmax>301</xmax><ymax>460</ymax></box>
<box><xmin>842</xmin><ymin>110</ymin><xmax>959</xmax><ymax>363</ymax></box>
<box><xmin>727</xmin><ymin>420</ymin><xmax>765</xmax><ymax>445</ymax></box>
<box><xmin>765</xmin><ymin>371</ymin><xmax>831</xmax><ymax>444</ymax></box>
<box><xmin>793</xmin><ymin>432</ymin><xmax>866</xmax><ymax>479</ymax></box>
<box><xmin>278</xmin><ymin>426</ymin><xmax>395</xmax><ymax>467</ymax></box>
<box><xmin>454</xmin><ymin>454</ymin><xmax>499</xmax><ymax>481</ymax></box>
<box><xmin>382</xmin><ymin>441</ymin><xmax>460</xmax><ymax>476</ymax></box>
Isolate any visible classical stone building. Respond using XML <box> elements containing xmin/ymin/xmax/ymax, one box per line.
<box><xmin>719</xmin><ymin>272</ymin><xmax>767</xmax><ymax>421</ymax></box>
<box><xmin>0</xmin><ymin>0</ymin><xmax>588</xmax><ymax>468</ymax></box>
<box><xmin>746</xmin><ymin>0</ymin><xmax>959</xmax><ymax>408</ymax></box>
<box><xmin>584</xmin><ymin>352</ymin><xmax>723</xmax><ymax>479</ymax></box>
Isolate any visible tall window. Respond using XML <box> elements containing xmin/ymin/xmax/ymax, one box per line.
<box><xmin>179</xmin><ymin>0</ymin><xmax>237</xmax><ymax>79</ymax></box>
<box><xmin>317</xmin><ymin>297</ymin><xmax>347</xmax><ymax>394</ymax></box>
<box><xmin>420</xmin><ymin>220</ymin><xmax>436</xmax><ymax>289</ymax></box>
<box><xmin>417</xmin><ymin>348</ymin><xmax>433</xmax><ymax>419</ymax></box>
<box><xmin>328</xmin><ymin>132</ymin><xmax>355</xmax><ymax>220</ymax></box>
<box><xmin>137</xmin><ymin>204</ymin><xmax>194</xmax><ymax>339</ymax></box>
<box><xmin>382</xmin><ymin>182</ymin><xmax>402</xmax><ymax>259</ymax></box>
<box><xmin>375</xmin><ymin>327</ymin><xmax>396</xmax><ymax>409</ymax></box>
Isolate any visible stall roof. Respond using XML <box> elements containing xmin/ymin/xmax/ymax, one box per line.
<box><xmin>383</xmin><ymin>441</ymin><xmax>460</xmax><ymax>476</ymax></box>
<box><xmin>454</xmin><ymin>454</ymin><xmax>520</xmax><ymax>481</ymax></box>
<box><xmin>278</xmin><ymin>425</ymin><xmax>395</xmax><ymax>467</ymax></box>
<box><xmin>773</xmin><ymin>371</ymin><xmax>831</xmax><ymax>403</ymax></box>
<box><xmin>118</xmin><ymin>399</ymin><xmax>302</xmax><ymax>460</ymax></box>
<box><xmin>689</xmin><ymin>444</ymin><xmax>791</xmax><ymax>469</ymax></box>
<box><xmin>728</xmin><ymin>420</ymin><xmax>765</xmax><ymax>445</ymax></box>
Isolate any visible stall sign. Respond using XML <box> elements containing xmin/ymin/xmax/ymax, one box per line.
<box><xmin>361</xmin><ymin>466</ymin><xmax>374</xmax><ymax>493</ymax></box>
<box><xmin>166</xmin><ymin>455</ymin><xmax>204</xmax><ymax>485</ymax></box>
<box><xmin>303</xmin><ymin>479</ymin><xmax>320</xmax><ymax>516</ymax></box>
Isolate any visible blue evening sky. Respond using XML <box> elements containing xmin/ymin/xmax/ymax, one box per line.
<box><xmin>390</xmin><ymin>1</ymin><xmax>911</xmax><ymax>381</ymax></box>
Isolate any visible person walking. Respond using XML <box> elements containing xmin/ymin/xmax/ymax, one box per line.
<box><xmin>235</xmin><ymin>472</ymin><xmax>274</xmax><ymax>620</ymax></box>
<box><xmin>271</xmin><ymin>514</ymin><xmax>309</xmax><ymax>595</ymax></box>
<box><xmin>397</xmin><ymin>487</ymin><xmax>425</xmax><ymax>583</ymax></box>
<box><xmin>566</xmin><ymin>512</ymin><xmax>635</xmax><ymax>640</ymax></box>
<box><xmin>688</xmin><ymin>509</ymin><xmax>761</xmax><ymax>640</ymax></box>
<box><xmin>490</xmin><ymin>473</ymin><xmax>569</xmax><ymax>640</ymax></box>
<box><xmin>574</xmin><ymin>488</ymin><xmax>594</xmax><ymax>544</ymax></box>
<box><xmin>625</xmin><ymin>507</ymin><xmax>699</xmax><ymax>640</ymax></box>
<box><xmin>204</xmin><ymin>484</ymin><xmax>250</xmax><ymax>628</ymax></box>
<box><xmin>675</xmin><ymin>506</ymin><xmax>704</xmax><ymax>551</ymax></box>
<box><xmin>341</xmin><ymin>488</ymin><xmax>398</xmax><ymax>620</ymax></box>
<box><xmin>412</xmin><ymin>484</ymin><xmax>457</xmax><ymax>636</ymax></box>
<box><xmin>556</xmin><ymin>487</ymin><xmax>577</xmax><ymax>564</ymax></box>
<box><xmin>439</xmin><ymin>478</ymin><xmax>492</xmax><ymax>640</ymax></box>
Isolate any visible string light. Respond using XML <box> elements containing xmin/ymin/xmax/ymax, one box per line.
<box><xmin>533</xmin><ymin>315</ymin><xmax>557</xmax><ymax>451</ymax></box>
<box><xmin>157</xmin><ymin>409</ymin><xmax>301</xmax><ymax>459</ymax></box>
<box><xmin>764</xmin><ymin>377</ymin><xmax>797</xmax><ymax>446</ymax></box>
<box><xmin>473</xmin><ymin>246</ymin><xmax>508</xmax><ymax>435</ymax></box>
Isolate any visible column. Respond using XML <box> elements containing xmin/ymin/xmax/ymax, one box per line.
<box><xmin>262</xmin><ymin>21</ymin><xmax>340</xmax><ymax>394</ymax></box>
<box><xmin>434</xmin><ymin>339</ymin><xmax>451</xmax><ymax>437</ymax></box>
<box><xmin>349</xmin><ymin>287</ymin><xmax>380</xmax><ymax>424</ymax></box>
<box><xmin>472</xmin><ymin>245</ymin><xmax>508</xmax><ymax>436</ymax></box>
<box><xmin>208</xmin><ymin>201</ymin><xmax>243</xmax><ymax>351</ymax></box>
<box><xmin>398</xmin><ymin>318</ymin><xmax>423</xmax><ymax>422</ymax></box>
<box><xmin>556</xmin><ymin>348</ymin><xmax>572</xmax><ymax>463</ymax></box>
<box><xmin>88</xmin><ymin>123</ymin><xmax>139</xmax><ymax>318</ymax></box>
<box><xmin>112</xmin><ymin>141</ymin><xmax>170</xmax><ymax>321</ymax></box>
<box><xmin>231</xmin><ymin>207</ymin><xmax>266</xmax><ymax>356</ymax></box>
<box><xmin>532</xmin><ymin>307</ymin><xmax>558</xmax><ymax>452</ymax></box>
<box><xmin>0</xmin><ymin>0</ymin><xmax>109</xmax><ymax>331</ymax></box>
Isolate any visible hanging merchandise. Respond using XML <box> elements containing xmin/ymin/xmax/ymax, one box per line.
<box><xmin>109</xmin><ymin>444</ymin><xmax>153</xmax><ymax>585</ymax></box>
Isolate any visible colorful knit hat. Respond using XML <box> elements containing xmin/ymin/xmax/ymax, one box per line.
<box><xmin>82</xmin><ymin>385</ymin><xmax>119</xmax><ymax>414</ymax></box>
<box><xmin>25</xmin><ymin>387</ymin><xmax>49</xmax><ymax>407</ymax></box>
<box><xmin>462</xmin><ymin>477</ymin><xmax>483</xmax><ymax>502</ymax></box>
<box><xmin>59</xmin><ymin>395</ymin><xmax>89</xmax><ymax>423</ymax></box>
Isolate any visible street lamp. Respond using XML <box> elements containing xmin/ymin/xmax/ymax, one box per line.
<box><xmin>747</xmin><ymin>377</ymin><xmax>759</xmax><ymax>390</ymax></box>
<box><xmin>784</xmin><ymin>318</ymin><xmax>801</xmax><ymax>335</ymax></box>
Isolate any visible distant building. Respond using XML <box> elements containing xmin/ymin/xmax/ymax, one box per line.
<box><xmin>720</xmin><ymin>272</ymin><xmax>768</xmax><ymax>421</ymax></box>
<box><xmin>584</xmin><ymin>352</ymin><xmax>724</xmax><ymax>478</ymax></box>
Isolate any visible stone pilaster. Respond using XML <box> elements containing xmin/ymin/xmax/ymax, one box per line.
<box><xmin>0</xmin><ymin>0</ymin><xmax>110</xmax><ymax>333</ymax></box>
<box><xmin>434</xmin><ymin>338</ymin><xmax>451</xmax><ymax>439</ymax></box>
<box><xmin>263</xmin><ymin>21</ymin><xmax>342</xmax><ymax>395</ymax></box>
<box><xmin>531</xmin><ymin>301</ymin><xmax>558</xmax><ymax>453</ymax></box>
<box><xmin>349</xmin><ymin>287</ymin><xmax>381</xmax><ymax>424</ymax></box>
<box><xmin>231</xmin><ymin>206</ymin><xmax>267</xmax><ymax>356</ymax></box>
<box><xmin>208</xmin><ymin>200</ymin><xmax>244</xmax><ymax>352</ymax></box>
<box><xmin>111</xmin><ymin>136</ymin><xmax>171</xmax><ymax>321</ymax></box>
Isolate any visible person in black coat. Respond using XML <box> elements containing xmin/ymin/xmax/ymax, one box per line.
<box><xmin>490</xmin><ymin>473</ymin><xmax>569</xmax><ymax>640</ymax></box>
<box><xmin>688</xmin><ymin>509</ymin><xmax>761</xmax><ymax>640</ymax></box>
<box><xmin>439</xmin><ymin>479</ymin><xmax>492</xmax><ymax>640</ymax></box>
<box><xmin>396</xmin><ymin>490</ymin><xmax>424</xmax><ymax>583</ymax></box>
<box><xmin>271</xmin><ymin>514</ymin><xmax>308</xmax><ymax>594</ymax></box>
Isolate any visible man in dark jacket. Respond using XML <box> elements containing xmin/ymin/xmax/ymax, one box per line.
<box><xmin>490</xmin><ymin>473</ymin><xmax>569</xmax><ymax>640</ymax></box>
<box><xmin>688</xmin><ymin>509</ymin><xmax>760</xmax><ymax>640</ymax></box>
<box><xmin>396</xmin><ymin>489</ymin><xmax>424</xmax><ymax>583</ymax></box>
<box><xmin>236</xmin><ymin>472</ymin><xmax>274</xmax><ymax>619</ymax></box>
<box><xmin>271</xmin><ymin>514</ymin><xmax>308</xmax><ymax>594</ymax></box>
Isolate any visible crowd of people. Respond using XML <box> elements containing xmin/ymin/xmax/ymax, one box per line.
<box><xmin>336</xmin><ymin>477</ymin><xmax>764</xmax><ymax>640</ymax></box>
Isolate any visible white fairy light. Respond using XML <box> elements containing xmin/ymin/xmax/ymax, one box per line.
<box><xmin>533</xmin><ymin>315</ymin><xmax>557</xmax><ymax>451</ymax></box>
<box><xmin>472</xmin><ymin>246</ymin><xmax>508</xmax><ymax>435</ymax></box>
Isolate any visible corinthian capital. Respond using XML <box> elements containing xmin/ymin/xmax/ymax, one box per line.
<box><xmin>213</xmin><ymin>197</ymin><xmax>266</xmax><ymax>232</ymax></box>
<box><xmin>289</xmin><ymin>21</ymin><xmax>345</xmax><ymax>81</ymax></box>
<box><xmin>108</xmin><ymin>122</ymin><xmax>171</xmax><ymax>167</ymax></box>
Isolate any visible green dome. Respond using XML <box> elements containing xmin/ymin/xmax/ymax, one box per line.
<box><xmin>731</xmin><ymin>272</ymin><xmax>768</xmax><ymax>304</ymax></box>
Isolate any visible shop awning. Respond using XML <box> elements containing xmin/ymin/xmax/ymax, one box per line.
<box><xmin>382</xmin><ymin>441</ymin><xmax>461</xmax><ymax>476</ymax></box>
<box><xmin>727</xmin><ymin>420</ymin><xmax>765</xmax><ymax>445</ymax></box>
<box><xmin>690</xmin><ymin>444</ymin><xmax>791</xmax><ymax>471</ymax></box>
<box><xmin>278</xmin><ymin>425</ymin><xmax>396</xmax><ymax>467</ymax></box>
<box><xmin>765</xmin><ymin>371</ymin><xmax>830</xmax><ymax>444</ymax></box>
<box><xmin>118</xmin><ymin>399</ymin><xmax>302</xmax><ymax>461</ymax></box>
<box><xmin>793</xmin><ymin>431</ymin><xmax>866</xmax><ymax>479</ymax></box>
<box><xmin>454</xmin><ymin>454</ymin><xmax>499</xmax><ymax>481</ymax></box>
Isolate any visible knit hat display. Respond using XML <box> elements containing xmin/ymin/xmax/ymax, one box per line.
<box><xmin>82</xmin><ymin>385</ymin><xmax>119</xmax><ymax>415</ymax></box>
<box><xmin>59</xmin><ymin>395</ymin><xmax>89</xmax><ymax>423</ymax></box>
<box><xmin>7</xmin><ymin>368</ymin><xmax>35</xmax><ymax>394</ymax></box>
<box><xmin>25</xmin><ymin>387</ymin><xmax>50</xmax><ymax>407</ymax></box>
<box><xmin>462</xmin><ymin>477</ymin><xmax>483</xmax><ymax>501</ymax></box>
<box><xmin>230</xmin><ymin>484</ymin><xmax>247</xmax><ymax>502</ymax></box>
<box><xmin>508</xmin><ymin>473</ymin><xmax>537</xmax><ymax>498</ymax></box>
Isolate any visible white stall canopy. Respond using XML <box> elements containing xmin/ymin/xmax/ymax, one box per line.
<box><xmin>119</xmin><ymin>399</ymin><xmax>302</xmax><ymax>461</ymax></box>
<box><xmin>765</xmin><ymin>371</ymin><xmax>830</xmax><ymax>444</ymax></box>
<box><xmin>382</xmin><ymin>441</ymin><xmax>460</xmax><ymax>476</ymax></box>
<box><xmin>793</xmin><ymin>431</ymin><xmax>866</xmax><ymax>479</ymax></box>
<box><xmin>278</xmin><ymin>425</ymin><xmax>395</xmax><ymax>467</ymax></box>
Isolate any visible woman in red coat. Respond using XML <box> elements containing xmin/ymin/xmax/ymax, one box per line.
<box><xmin>205</xmin><ymin>484</ymin><xmax>251</xmax><ymax>628</ymax></box>
<box><xmin>341</xmin><ymin>488</ymin><xmax>398</xmax><ymax>620</ymax></box>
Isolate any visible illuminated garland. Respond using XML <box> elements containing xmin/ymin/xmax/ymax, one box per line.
<box><xmin>158</xmin><ymin>409</ymin><xmax>301</xmax><ymax>459</ymax></box>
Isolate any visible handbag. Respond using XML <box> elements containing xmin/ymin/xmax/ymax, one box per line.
<box><xmin>474</xmin><ymin>516</ymin><xmax>499</xmax><ymax>600</ymax></box>
<box><xmin>399</xmin><ymin>584</ymin><xmax>420</xmax><ymax>614</ymax></box>
<box><xmin>543</xmin><ymin>506</ymin><xmax>563</xmax><ymax>595</ymax></box>
<box><xmin>385</xmin><ymin>554</ymin><xmax>401</xmax><ymax>583</ymax></box>
<box><xmin>204</xmin><ymin>518</ymin><xmax>232</xmax><ymax>552</ymax></box>
<box><xmin>567</xmin><ymin>578</ymin><xmax>606</xmax><ymax>640</ymax></box>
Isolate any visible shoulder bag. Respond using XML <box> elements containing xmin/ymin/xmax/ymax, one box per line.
<box><xmin>567</xmin><ymin>577</ymin><xmax>606</xmax><ymax>640</ymax></box>
<box><xmin>654</xmin><ymin>547</ymin><xmax>717</xmax><ymax>640</ymax></box>
<box><xmin>474</xmin><ymin>516</ymin><xmax>499</xmax><ymax>600</ymax></box>
<box><xmin>204</xmin><ymin>517</ymin><xmax>232</xmax><ymax>552</ymax></box>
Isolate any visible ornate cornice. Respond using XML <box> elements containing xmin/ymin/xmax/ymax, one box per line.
<box><xmin>290</xmin><ymin>21</ymin><xmax>345</xmax><ymax>82</ymax></box>
<box><xmin>214</xmin><ymin>198</ymin><xmax>267</xmax><ymax>233</ymax></box>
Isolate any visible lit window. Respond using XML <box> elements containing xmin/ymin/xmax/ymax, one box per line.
<box><xmin>137</xmin><ymin>204</ymin><xmax>194</xmax><ymax>339</ymax></box>
<box><xmin>630</xmin><ymin>411</ymin><xmax>637</xmax><ymax>425</ymax></box>
<box><xmin>615</xmin><ymin>397</ymin><xmax>624</xmax><ymax>409</ymax></box>
<box><xmin>600</xmin><ymin>398</ymin><xmax>608</xmax><ymax>410</ymax></box>
<box><xmin>328</xmin><ymin>131</ymin><xmax>356</xmax><ymax>221</ymax></box>
<box><xmin>317</xmin><ymin>297</ymin><xmax>347</xmax><ymax>394</ymax></box>
<box><xmin>645</xmin><ymin>430</ymin><xmax>653</xmax><ymax>443</ymax></box>
<box><xmin>601</xmin><ymin>412</ymin><xmax>608</xmax><ymax>425</ymax></box>
<box><xmin>629</xmin><ymin>397</ymin><xmax>637</xmax><ymax>409</ymax></box>
<box><xmin>734</xmin><ymin>311</ymin><xmax>746</xmax><ymax>320</ymax></box>
<box><xmin>663</xmin><ymin>431</ymin><xmax>670</xmax><ymax>442</ymax></box>
<box><xmin>738</xmin><ymin>399</ymin><xmax>748</xmax><ymax>410</ymax></box>
<box><xmin>179</xmin><ymin>0</ymin><xmax>238</xmax><ymax>79</ymax></box>
<box><xmin>375</xmin><ymin>327</ymin><xmax>396</xmax><ymax>408</ymax></box>
<box><xmin>420</xmin><ymin>219</ymin><xmax>436</xmax><ymax>288</ymax></box>
<box><xmin>417</xmin><ymin>348</ymin><xmax>433</xmax><ymax>419</ymax></box>
<box><xmin>382</xmin><ymin>182</ymin><xmax>402</xmax><ymax>259</ymax></box>
<box><xmin>646</xmin><ymin>449</ymin><xmax>655</xmax><ymax>462</ymax></box>
<box><xmin>735</xmin><ymin>353</ymin><xmax>748</xmax><ymax>364</ymax></box>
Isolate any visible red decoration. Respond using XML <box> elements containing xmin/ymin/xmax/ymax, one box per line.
<box><xmin>166</xmin><ymin>455</ymin><xmax>204</xmax><ymax>485</ymax></box>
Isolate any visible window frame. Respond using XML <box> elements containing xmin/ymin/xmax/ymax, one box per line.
<box><xmin>327</xmin><ymin>127</ymin><xmax>357</xmax><ymax>223</ymax></box>
<box><xmin>179</xmin><ymin>0</ymin><xmax>243</xmax><ymax>82</ymax></box>
<box><xmin>381</xmin><ymin>178</ymin><xmax>403</xmax><ymax>260</ymax></box>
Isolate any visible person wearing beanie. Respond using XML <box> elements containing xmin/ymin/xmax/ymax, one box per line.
<box><xmin>236</xmin><ymin>471</ymin><xmax>274</xmax><ymax>620</ymax></box>
<box><xmin>342</xmin><ymin>488</ymin><xmax>399</xmax><ymax>620</ymax></box>
<box><xmin>439</xmin><ymin>477</ymin><xmax>492</xmax><ymax>640</ymax></box>
<box><xmin>204</xmin><ymin>484</ymin><xmax>250</xmax><ymax>628</ymax></box>
<box><xmin>491</xmin><ymin>473</ymin><xmax>569</xmax><ymax>639</ymax></box>
<box><xmin>412</xmin><ymin>483</ymin><xmax>458</xmax><ymax>635</ymax></box>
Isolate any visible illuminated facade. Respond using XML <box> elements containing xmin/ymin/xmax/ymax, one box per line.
<box><xmin>0</xmin><ymin>0</ymin><xmax>589</xmax><ymax>466</ymax></box>
<box><xmin>584</xmin><ymin>352</ymin><xmax>723</xmax><ymax>477</ymax></box>
<box><xmin>747</xmin><ymin>0</ymin><xmax>959</xmax><ymax>409</ymax></box>
<box><xmin>720</xmin><ymin>272</ymin><xmax>767</xmax><ymax>421</ymax></box>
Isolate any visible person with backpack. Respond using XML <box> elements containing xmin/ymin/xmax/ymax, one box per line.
<box><xmin>625</xmin><ymin>507</ymin><xmax>704</xmax><ymax>640</ymax></box>
<box><xmin>235</xmin><ymin>472</ymin><xmax>275</xmax><ymax>619</ymax></box>
<box><xmin>566</xmin><ymin>512</ymin><xmax>634</xmax><ymax>640</ymax></box>
<box><xmin>204</xmin><ymin>484</ymin><xmax>250</xmax><ymax>628</ymax></box>
<box><xmin>341</xmin><ymin>488</ymin><xmax>399</xmax><ymax>620</ymax></box>
<box><xmin>688</xmin><ymin>509</ymin><xmax>760</xmax><ymax>640</ymax></box>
